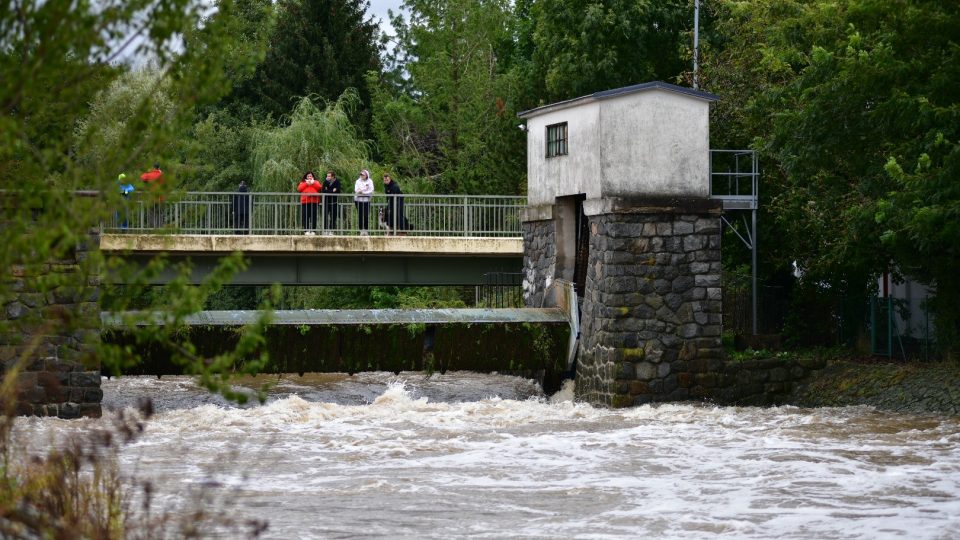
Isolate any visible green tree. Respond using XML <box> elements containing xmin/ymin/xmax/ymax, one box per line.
<box><xmin>707</xmin><ymin>0</ymin><xmax>960</xmax><ymax>351</ymax></box>
<box><xmin>228</xmin><ymin>0</ymin><xmax>382</xmax><ymax>124</ymax></box>
<box><xmin>1</xmin><ymin>0</ymin><xmax>275</xmax><ymax>400</ymax></box>
<box><xmin>371</xmin><ymin>0</ymin><xmax>525</xmax><ymax>195</ymax></box>
<box><xmin>528</xmin><ymin>0</ymin><xmax>698</xmax><ymax>103</ymax></box>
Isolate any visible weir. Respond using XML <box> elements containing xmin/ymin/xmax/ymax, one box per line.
<box><xmin>101</xmin><ymin>283</ymin><xmax>581</xmax><ymax>391</ymax></box>
<box><xmin>8</xmin><ymin>81</ymin><xmax>776</xmax><ymax>417</ymax></box>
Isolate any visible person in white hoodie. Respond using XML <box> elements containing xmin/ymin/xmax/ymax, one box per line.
<box><xmin>353</xmin><ymin>169</ymin><xmax>374</xmax><ymax>235</ymax></box>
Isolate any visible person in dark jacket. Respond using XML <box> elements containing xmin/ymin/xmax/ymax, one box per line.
<box><xmin>321</xmin><ymin>170</ymin><xmax>341</xmax><ymax>235</ymax></box>
<box><xmin>233</xmin><ymin>180</ymin><xmax>251</xmax><ymax>234</ymax></box>
<box><xmin>383</xmin><ymin>174</ymin><xmax>410</xmax><ymax>235</ymax></box>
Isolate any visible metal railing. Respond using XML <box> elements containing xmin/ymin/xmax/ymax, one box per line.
<box><xmin>710</xmin><ymin>149</ymin><xmax>758</xmax><ymax>207</ymax></box>
<box><xmin>105</xmin><ymin>192</ymin><xmax>526</xmax><ymax>237</ymax></box>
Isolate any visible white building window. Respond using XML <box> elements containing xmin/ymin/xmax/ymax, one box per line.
<box><xmin>546</xmin><ymin>122</ymin><xmax>568</xmax><ymax>158</ymax></box>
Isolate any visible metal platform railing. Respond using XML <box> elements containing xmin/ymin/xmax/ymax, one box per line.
<box><xmin>710</xmin><ymin>149</ymin><xmax>758</xmax><ymax>209</ymax></box>
<box><xmin>105</xmin><ymin>192</ymin><xmax>526</xmax><ymax>237</ymax></box>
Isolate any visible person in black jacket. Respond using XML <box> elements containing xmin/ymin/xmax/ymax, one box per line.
<box><xmin>321</xmin><ymin>170</ymin><xmax>341</xmax><ymax>235</ymax></box>
<box><xmin>233</xmin><ymin>180</ymin><xmax>250</xmax><ymax>234</ymax></box>
<box><xmin>383</xmin><ymin>173</ymin><xmax>410</xmax><ymax>235</ymax></box>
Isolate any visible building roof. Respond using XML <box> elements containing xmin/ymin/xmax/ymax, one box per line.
<box><xmin>517</xmin><ymin>81</ymin><xmax>719</xmax><ymax>119</ymax></box>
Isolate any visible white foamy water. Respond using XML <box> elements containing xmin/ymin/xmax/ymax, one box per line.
<box><xmin>12</xmin><ymin>373</ymin><xmax>960</xmax><ymax>539</ymax></box>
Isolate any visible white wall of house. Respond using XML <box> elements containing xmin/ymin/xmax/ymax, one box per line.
<box><xmin>598</xmin><ymin>91</ymin><xmax>711</xmax><ymax>198</ymax></box>
<box><xmin>524</xmin><ymin>101</ymin><xmax>601</xmax><ymax>207</ymax></box>
<box><xmin>520</xmin><ymin>83</ymin><xmax>716</xmax><ymax>206</ymax></box>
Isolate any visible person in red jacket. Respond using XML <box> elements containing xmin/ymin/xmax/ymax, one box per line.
<box><xmin>297</xmin><ymin>171</ymin><xmax>322</xmax><ymax>235</ymax></box>
<box><xmin>140</xmin><ymin>163</ymin><xmax>164</xmax><ymax>228</ymax></box>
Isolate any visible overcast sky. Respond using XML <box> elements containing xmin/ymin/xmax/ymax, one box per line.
<box><xmin>368</xmin><ymin>0</ymin><xmax>405</xmax><ymax>35</ymax></box>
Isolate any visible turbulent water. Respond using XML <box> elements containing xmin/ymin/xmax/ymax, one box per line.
<box><xmin>12</xmin><ymin>372</ymin><xmax>960</xmax><ymax>539</ymax></box>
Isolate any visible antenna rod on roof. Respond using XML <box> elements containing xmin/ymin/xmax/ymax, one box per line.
<box><xmin>693</xmin><ymin>0</ymin><xmax>700</xmax><ymax>89</ymax></box>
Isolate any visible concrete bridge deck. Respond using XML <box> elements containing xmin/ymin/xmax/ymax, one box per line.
<box><xmin>100</xmin><ymin>234</ymin><xmax>523</xmax><ymax>285</ymax></box>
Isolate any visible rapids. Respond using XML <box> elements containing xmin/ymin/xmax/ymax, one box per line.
<box><xmin>11</xmin><ymin>373</ymin><xmax>960</xmax><ymax>539</ymax></box>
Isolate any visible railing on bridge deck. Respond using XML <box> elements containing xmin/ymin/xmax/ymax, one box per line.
<box><xmin>106</xmin><ymin>192</ymin><xmax>525</xmax><ymax>237</ymax></box>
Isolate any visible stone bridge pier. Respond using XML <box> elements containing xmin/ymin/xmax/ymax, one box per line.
<box><xmin>523</xmin><ymin>197</ymin><xmax>722</xmax><ymax>407</ymax></box>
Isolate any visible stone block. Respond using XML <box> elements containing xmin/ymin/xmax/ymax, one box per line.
<box><xmin>70</xmin><ymin>371</ymin><xmax>101</xmax><ymax>387</ymax></box>
<box><xmin>655</xmin><ymin>306</ymin><xmax>679</xmax><ymax>325</ymax></box>
<box><xmin>657</xmin><ymin>362</ymin><xmax>671</xmax><ymax>378</ymax></box>
<box><xmin>677</xmin><ymin>372</ymin><xmax>692</xmax><ymax>388</ymax></box>
<box><xmin>674</xmin><ymin>221</ymin><xmax>694</xmax><ymax>235</ymax></box>
<box><xmin>653</xmin><ymin>279</ymin><xmax>672</xmax><ymax>295</ymax></box>
<box><xmin>695</xmin><ymin>274</ymin><xmax>721</xmax><ymax>287</ymax></box>
<box><xmin>58</xmin><ymin>402</ymin><xmax>80</xmax><ymax>419</ymax></box>
<box><xmin>764</xmin><ymin>382</ymin><xmax>785</xmax><ymax>394</ymax></box>
<box><xmin>635</xmin><ymin>362</ymin><xmax>657</xmax><ymax>380</ymax></box>
<box><xmin>645</xmin><ymin>295</ymin><xmax>664</xmax><ymax>310</ymax></box>
<box><xmin>683</xmin><ymin>236</ymin><xmax>707</xmax><ymax>252</ymax></box>
<box><xmin>665</xmin><ymin>293</ymin><xmax>683</xmax><ymax>311</ymax></box>
<box><xmin>769</xmin><ymin>367</ymin><xmax>788</xmax><ymax>382</ymax></box>
<box><xmin>6</xmin><ymin>301</ymin><xmax>25</xmax><ymax>319</ymax></box>
<box><xmin>79</xmin><ymin>403</ymin><xmax>102</xmax><ymax>418</ymax></box>
<box><xmin>629</xmin><ymin>380</ymin><xmax>650</xmax><ymax>394</ymax></box>
<box><xmin>695</xmin><ymin>218</ymin><xmax>720</xmax><ymax>233</ymax></box>
<box><xmin>663</xmin><ymin>237</ymin><xmax>683</xmax><ymax>253</ymax></box>
<box><xmin>83</xmin><ymin>388</ymin><xmax>104</xmax><ymax>402</ymax></box>
<box><xmin>666</xmin><ymin>388</ymin><xmax>690</xmax><ymax>401</ymax></box>
<box><xmin>694</xmin><ymin>373</ymin><xmax>718</xmax><ymax>388</ymax></box>
<box><xmin>618</xmin><ymin>362</ymin><xmax>636</xmax><ymax>379</ymax></box>
<box><xmin>672</xmin><ymin>276</ymin><xmax>694</xmax><ymax>293</ymax></box>
<box><xmin>680</xmin><ymin>324</ymin><xmax>700</xmax><ymax>339</ymax></box>
<box><xmin>612</xmin><ymin>394</ymin><xmax>635</xmax><ymax>408</ymax></box>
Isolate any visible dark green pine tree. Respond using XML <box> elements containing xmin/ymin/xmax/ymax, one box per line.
<box><xmin>229</xmin><ymin>0</ymin><xmax>382</xmax><ymax>124</ymax></box>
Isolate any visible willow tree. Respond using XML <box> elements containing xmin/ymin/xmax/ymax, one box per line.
<box><xmin>251</xmin><ymin>90</ymin><xmax>373</xmax><ymax>192</ymax></box>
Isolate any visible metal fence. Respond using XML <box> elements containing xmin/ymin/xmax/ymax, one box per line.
<box><xmin>476</xmin><ymin>272</ymin><xmax>524</xmax><ymax>308</ymax></box>
<box><xmin>710</xmin><ymin>149</ymin><xmax>758</xmax><ymax>206</ymax></box>
<box><xmin>105</xmin><ymin>192</ymin><xmax>526</xmax><ymax>237</ymax></box>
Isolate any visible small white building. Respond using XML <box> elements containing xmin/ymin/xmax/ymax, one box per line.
<box><xmin>518</xmin><ymin>81</ymin><xmax>720</xmax><ymax>206</ymax></box>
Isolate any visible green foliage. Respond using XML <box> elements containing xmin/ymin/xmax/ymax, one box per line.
<box><xmin>708</xmin><ymin>0</ymin><xmax>960</xmax><ymax>352</ymax></box>
<box><xmin>251</xmin><ymin>92</ymin><xmax>373</xmax><ymax>192</ymax></box>
<box><xmin>371</xmin><ymin>0</ymin><xmax>526</xmax><ymax>195</ymax></box>
<box><xmin>73</xmin><ymin>70</ymin><xmax>180</xmax><ymax>179</ymax></box>
<box><xmin>227</xmin><ymin>0</ymin><xmax>382</xmax><ymax>124</ymax></box>
<box><xmin>277</xmin><ymin>285</ymin><xmax>470</xmax><ymax>310</ymax></box>
<box><xmin>185</xmin><ymin>109</ymin><xmax>268</xmax><ymax>191</ymax></box>
<box><xmin>528</xmin><ymin>0</ymin><xmax>698</xmax><ymax>103</ymax></box>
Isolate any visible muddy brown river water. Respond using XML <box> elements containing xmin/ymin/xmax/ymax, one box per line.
<box><xmin>12</xmin><ymin>372</ymin><xmax>960</xmax><ymax>539</ymax></box>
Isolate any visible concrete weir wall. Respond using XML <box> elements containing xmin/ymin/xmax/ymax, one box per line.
<box><xmin>3</xmin><ymin>235</ymin><xmax>102</xmax><ymax>418</ymax></box>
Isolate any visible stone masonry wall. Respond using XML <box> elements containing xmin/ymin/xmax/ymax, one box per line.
<box><xmin>576</xmin><ymin>209</ymin><xmax>723</xmax><ymax>407</ymax></box>
<box><xmin>522</xmin><ymin>219</ymin><xmax>556</xmax><ymax>308</ymax></box>
<box><xmin>2</xmin><ymin>233</ymin><xmax>102</xmax><ymax>418</ymax></box>
<box><xmin>704</xmin><ymin>356</ymin><xmax>828</xmax><ymax>406</ymax></box>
